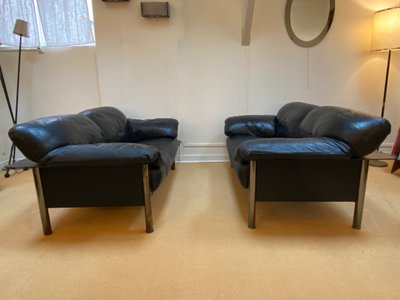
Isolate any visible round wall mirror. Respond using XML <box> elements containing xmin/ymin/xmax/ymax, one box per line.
<box><xmin>285</xmin><ymin>0</ymin><xmax>335</xmax><ymax>47</ymax></box>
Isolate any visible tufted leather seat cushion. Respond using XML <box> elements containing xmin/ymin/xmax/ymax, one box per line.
<box><xmin>236</xmin><ymin>137</ymin><xmax>352</xmax><ymax>162</ymax></box>
<box><xmin>39</xmin><ymin>143</ymin><xmax>161</xmax><ymax>167</ymax></box>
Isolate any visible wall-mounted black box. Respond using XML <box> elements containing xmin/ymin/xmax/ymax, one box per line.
<box><xmin>141</xmin><ymin>2</ymin><xmax>169</xmax><ymax>18</ymax></box>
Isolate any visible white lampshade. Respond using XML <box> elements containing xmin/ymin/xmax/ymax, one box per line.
<box><xmin>371</xmin><ymin>7</ymin><xmax>400</xmax><ymax>52</ymax></box>
<box><xmin>13</xmin><ymin>19</ymin><xmax>29</xmax><ymax>38</ymax></box>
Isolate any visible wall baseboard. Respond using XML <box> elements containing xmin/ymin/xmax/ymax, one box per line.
<box><xmin>178</xmin><ymin>142</ymin><xmax>228</xmax><ymax>163</ymax></box>
<box><xmin>183</xmin><ymin>142</ymin><xmax>226</xmax><ymax>148</ymax></box>
<box><xmin>0</xmin><ymin>160</ymin><xmax>7</xmax><ymax>169</ymax></box>
<box><xmin>380</xmin><ymin>143</ymin><xmax>393</xmax><ymax>154</ymax></box>
<box><xmin>178</xmin><ymin>154</ymin><xmax>229</xmax><ymax>163</ymax></box>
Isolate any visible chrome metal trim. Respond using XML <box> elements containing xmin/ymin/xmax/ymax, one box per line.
<box><xmin>353</xmin><ymin>159</ymin><xmax>369</xmax><ymax>229</ymax></box>
<box><xmin>248</xmin><ymin>161</ymin><xmax>256</xmax><ymax>229</ymax></box>
<box><xmin>142</xmin><ymin>165</ymin><xmax>154</xmax><ymax>233</ymax></box>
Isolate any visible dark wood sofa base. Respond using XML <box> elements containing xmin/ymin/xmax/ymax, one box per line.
<box><xmin>247</xmin><ymin>159</ymin><xmax>369</xmax><ymax>230</ymax></box>
<box><xmin>32</xmin><ymin>164</ymin><xmax>166</xmax><ymax>235</ymax></box>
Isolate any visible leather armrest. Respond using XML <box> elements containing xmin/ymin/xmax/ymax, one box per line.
<box><xmin>39</xmin><ymin>143</ymin><xmax>161</xmax><ymax>167</ymax></box>
<box><xmin>224</xmin><ymin>115</ymin><xmax>276</xmax><ymax>137</ymax></box>
<box><xmin>128</xmin><ymin>118</ymin><xmax>178</xmax><ymax>142</ymax></box>
<box><xmin>236</xmin><ymin>137</ymin><xmax>352</xmax><ymax>162</ymax></box>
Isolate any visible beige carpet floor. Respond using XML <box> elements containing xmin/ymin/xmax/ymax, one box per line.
<box><xmin>0</xmin><ymin>162</ymin><xmax>400</xmax><ymax>299</ymax></box>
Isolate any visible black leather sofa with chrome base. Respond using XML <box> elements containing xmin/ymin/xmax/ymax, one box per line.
<box><xmin>9</xmin><ymin>106</ymin><xmax>179</xmax><ymax>234</ymax></box>
<box><xmin>225</xmin><ymin>102</ymin><xmax>391</xmax><ymax>229</ymax></box>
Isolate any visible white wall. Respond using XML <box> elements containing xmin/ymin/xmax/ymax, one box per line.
<box><xmin>94</xmin><ymin>0</ymin><xmax>244</xmax><ymax>161</ymax></box>
<box><xmin>0</xmin><ymin>46</ymin><xmax>101</xmax><ymax>165</ymax></box>
<box><xmin>1</xmin><ymin>0</ymin><xmax>400</xmax><ymax>165</ymax></box>
<box><xmin>28</xmin><ymin>47</ymin><xmax>101</xmax><ymax>118</ymax></box>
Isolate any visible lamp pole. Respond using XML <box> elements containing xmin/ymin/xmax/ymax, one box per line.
<box><xmin>370</xmin><ymin>49</ymin><xmax>392</xmax><ymax>168</ymax></box>
<box><xmin>1</xmin><ymin>64</ymin><xmax>17</xmax><ymax>178</ymax></box>
<box><xmin>369</xmin><ymin>6</ymin><xmax>400</xmax><ymax>168</ymax></box>
<box><xmin>0</xmin><ymin>64</ymin><xmax>15</xmax><ymax>123</ymax></box>
<box><xmin>4</xmin><ymin>19</ymin><xmax>29</xmax><ymax>178</ymax></box>
<box><xmin>15</xmin><ymin>33</ymin><xmax>23</xmax><ymax>125</ymax></box>
<box><xmin>380</xmin><ymin>49</ymin><xmax>392</xmax><ymax>118</ymax></box>
<box><xmin>6</xmin><ymin>34</ymin><xmax>23</xmax><ymax>169</ymax></box>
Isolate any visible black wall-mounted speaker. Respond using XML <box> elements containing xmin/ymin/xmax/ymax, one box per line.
<box><xmin>141</xmin><ymin>2</ymin><xmax>169</xmax><ymax>18</ymax></box>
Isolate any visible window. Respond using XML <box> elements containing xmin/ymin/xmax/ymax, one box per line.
<box><xmin>0</xmin><ymin>0</ymin><xmax>95</xmax><ymax>49</ymax></box>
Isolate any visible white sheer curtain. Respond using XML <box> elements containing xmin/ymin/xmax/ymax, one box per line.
<box><xmin>36</xmin><ymin>0</ymin><xmax>94</xmax><ymax>47</ymax></box>
<box><xmin>0</xmin><ymin>0</ymin><xmax>40</xmax><ymax>48</ymax></box>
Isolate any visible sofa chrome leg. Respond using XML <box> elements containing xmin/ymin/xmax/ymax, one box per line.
<box><xmin>142</xmin><ymin>165</ymin><xmax>154</xmax><ymax>233</ymax></box>
<box><xmin>32</xmin><ymin>168</ymin><xmax>52</xmax><ymax>235</ymax></box>
<box><xmin>248</xmin><ymin>161</ymin><xmax>256</xmax><ymax>229</ymax></box>
<box><xmin>353</xmin><ymin>159</ymin><xmax>369</xmax><ymax>229</ymax></box>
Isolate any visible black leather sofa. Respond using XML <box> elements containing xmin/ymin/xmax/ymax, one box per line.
<box><xmin>225</xmin><ymin>102</ymin><xmax>391</xmax><ymax>229</ymax></box>
<box><xmin>9</xmin><ymin>107</ymin><xmax>179</xmax><ymax>234</ymax></box>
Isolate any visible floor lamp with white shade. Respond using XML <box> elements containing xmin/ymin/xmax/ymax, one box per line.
<box><xmin>4</xmin><ymin>19</ymin><xmax>29</xmax><ymax>178</ymax></box>
<box><xmin>369</xmin><ymin>7</ymin><xmax>400</xmax><ymax>167</ymax></box>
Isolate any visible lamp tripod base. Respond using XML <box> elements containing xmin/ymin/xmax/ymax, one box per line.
<box><xmin>369</xmin><ymin>160</ymin><xmax>388</xmax><ymax>168</ymax></box>
<box><xmin>4</xmin><ymin>143</ymin><xmax>16</xmax><ymax>178</ymax></box>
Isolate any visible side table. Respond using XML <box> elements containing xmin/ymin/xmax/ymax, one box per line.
<box><xmin>3</xmin><ymin>159</ymin><xmax>38</xmax><ymax>178</ymax></box>
<box><xmin>391</xmin><ymin>127</ymin><xmax>400</xmax><ymax>173</ymax></box>
<box><xmin>365</xmin><ymin>151</ymin><xmax>397</xmax><ymax>161</ymax></box>
<box><xmin>365</xmin><ymin>151</ymin><xmax>397</xmax><ymax>174</ymax></box>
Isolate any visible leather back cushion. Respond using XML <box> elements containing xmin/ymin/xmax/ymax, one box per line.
<box><xmin>299</xmin><ymin>106</ymin><xmax>391</xmax><ymax>157</ymax></box>
<box><xmin>80</xmin><ymin>107</ymin><xmax>128</xmax><ymax>142</ymax></box>
<box><xmin>224</xmin><ymin>115</ymin><xmax>276</xmax><ymax>137</ymax></box>
<box><xmin>128</xmin><ymin>118</ymin><xmax>179</xmax><ymax>142</ymax></box>
<box><xmin>9</xmin><ymin>115</ymin><xmax>104</xmax><ymax>162</ymax></box>
<box><xmin>276</xmin><ymin>102</ymin><xmax>317</xmax><ymax>137</ymax></box>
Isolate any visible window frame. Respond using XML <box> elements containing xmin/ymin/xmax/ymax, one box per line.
<box><xmin>0</xmin><ymin>0</ymin><xmax>95</xmax><ymax>50</ymax></box>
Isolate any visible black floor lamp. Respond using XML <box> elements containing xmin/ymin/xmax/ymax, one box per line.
<box><xmin>0</xmin><ymin>65</ymin><xmax>15</xmax><ymax>124</ymax></box>
<box><xmin>3</xmin><ymin>19</ymin><xmax>29</xmax><ymax>178</ymax></box>
<box><xmin>369</xmin><ymin>7</ymin><xmax>400</xmax><ymax>167</ymax></box>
